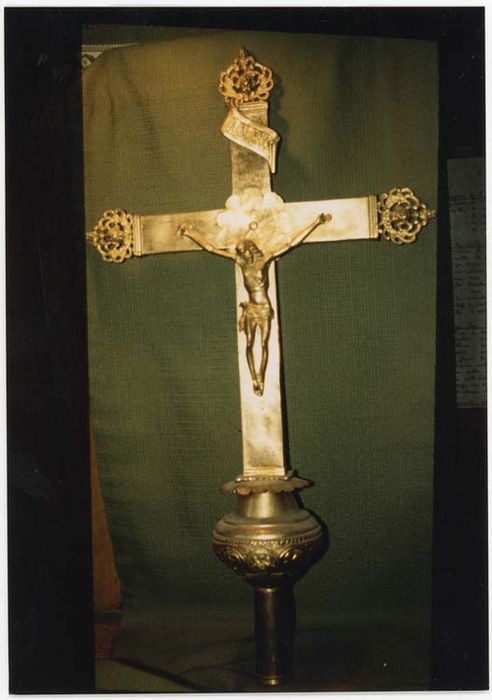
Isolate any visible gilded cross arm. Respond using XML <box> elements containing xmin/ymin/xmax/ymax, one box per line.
<box><xmin>86</xmin><ymin>188</ymin><xmax>436</xmax><ymax>263</ymax></box>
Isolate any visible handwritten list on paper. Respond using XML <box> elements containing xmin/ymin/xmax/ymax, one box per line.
<box><xmin>447</xmin><ymin>158</ymin><xmax>486</xmax><ymax>407</ymax></box>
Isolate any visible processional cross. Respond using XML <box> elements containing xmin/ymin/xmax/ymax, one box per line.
<box><xmin>87</xmin><ymin>48</ymin><xmax>436</xmax><ymax>686</ymax></box>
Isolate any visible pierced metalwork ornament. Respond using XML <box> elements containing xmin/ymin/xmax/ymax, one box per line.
<box><xmin>219</xmin><ymin>48</ymin><xmax>274</xmax><ymax>107</ymax></box>
<box><xmin>377</xmin><ymin>187</ymin><xmax>436</xmax><ymax>245</ymax></box>
<box><xmin>86</xmin><ymin>209</ymin><xmax>134</xmax><ymax>263</ymax></box>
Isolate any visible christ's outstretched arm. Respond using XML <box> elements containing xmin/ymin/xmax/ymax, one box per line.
<box><xmin>178</xmin><ymin>225</ymin><xmax>236</xmax><ymax>260</ymax></box>
<box><xmin>269</xmin><ymin>212</ymin><xmax>332</xmax><ymax>260</ymax></box>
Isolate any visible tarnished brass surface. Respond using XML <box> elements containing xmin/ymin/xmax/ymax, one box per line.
<box><xmin>378</xmin><ymin>187</ymin><xmax>436</xmax><ymax>244</ymax></box>
<box><xmin>255</xmin><ymin>586</ymin><xmax>295</xmax><ymax>685</ymax></box>
<box><xmin>213</xmin><ymin>484</ymin><xmax>327</xmax><ymax>684</ymax></box>
<box><xmin>213</xmin><ymin>467</ymin><xmax>326</xmax><ymax>685</ymax></box>
<box><xmin>213</xmin><ymin>490</ymin><xmax>325</xmax><ymax>589</ymax></box>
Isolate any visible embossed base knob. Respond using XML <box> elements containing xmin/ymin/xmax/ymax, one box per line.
<box><xmin>213</xmin><ymin>491</ymin><xmax>325</xmax><ymax>588</ymax></box>
<box><xmin>213</xmin><ymin>487</ymin><xmax>327</xmax><ymax>684</ymax></box>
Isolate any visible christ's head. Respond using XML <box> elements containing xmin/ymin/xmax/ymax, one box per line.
<box><xmin>236</xmin><ymin>240</ymin><xmax>263</xmax><ymax>264</ymax></box>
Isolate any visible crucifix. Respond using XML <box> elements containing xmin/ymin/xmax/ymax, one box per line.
<box><xmin>86</xmin><ymin>48</ymin><xmax>436</xmax><ymax>686</ymax></box>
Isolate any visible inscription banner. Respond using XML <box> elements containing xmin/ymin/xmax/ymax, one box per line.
<box><xmin>221</xmin><ymin>106</ymin><xmax>280</xmax><ymax>172</ymax></box>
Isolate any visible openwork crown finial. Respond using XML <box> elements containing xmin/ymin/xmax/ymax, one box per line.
<box><xmin>219</xmin><ymin>48</ymin><xmax>274</xmax><ymax>107</ymax></box>
<box><xmin>86</xmin><ymin>209</ymin><xmax>134</xmax><ymax>263</ymax></box>
<box><xmin>377</xmin><ymin>187</ymin><xmax>437</xmax><ymax>245</ymax></box>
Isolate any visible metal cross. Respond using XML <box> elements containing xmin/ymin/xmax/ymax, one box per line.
<box><xmin>86</xmin><ymin>47</ymin><xmax>437</xmax><ymax>686</ymax></box>
<box><xmin>86</xmin><ymin>48</ymin><xmax>435</xmax><ymax>488</ymax></box>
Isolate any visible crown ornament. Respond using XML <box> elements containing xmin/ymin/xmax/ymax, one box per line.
<box><xmin>378</xmin><ymin>187</ymin><xmax>437</xmax><ymax>245</ymax></box>
<box><xmin>219</xmin><ymin>48</ymin><xmax>274</xmax><ymax>107</ymax></box>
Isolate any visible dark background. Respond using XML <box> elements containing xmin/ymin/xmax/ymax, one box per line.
<box><xmin>6</xmin><ymin>7</ymin><xmax>486</xmax><ymax>693</ymax></box>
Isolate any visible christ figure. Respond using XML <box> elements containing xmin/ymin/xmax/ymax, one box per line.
<box><xmin>178</xmin><ymin>212</ymin><xmax>330</xmax><ymax>396</ymax></box>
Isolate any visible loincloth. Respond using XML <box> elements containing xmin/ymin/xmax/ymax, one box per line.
<box><xmin>238</xmin><ymin>301</ymin><xmax>273</xmax><ymax>331</ymax></box>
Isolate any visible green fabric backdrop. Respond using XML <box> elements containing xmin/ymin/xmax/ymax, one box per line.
<box><xmin>84</xmin><ymin>29</ymin><xmax>438</xmax><ymax>691</ymax></box>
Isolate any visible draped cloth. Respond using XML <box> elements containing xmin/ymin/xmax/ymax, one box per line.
<box><xmin>84</xmin><ymin>29</ymin><xmax>438</xmax><ymax>691</ymax></box>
